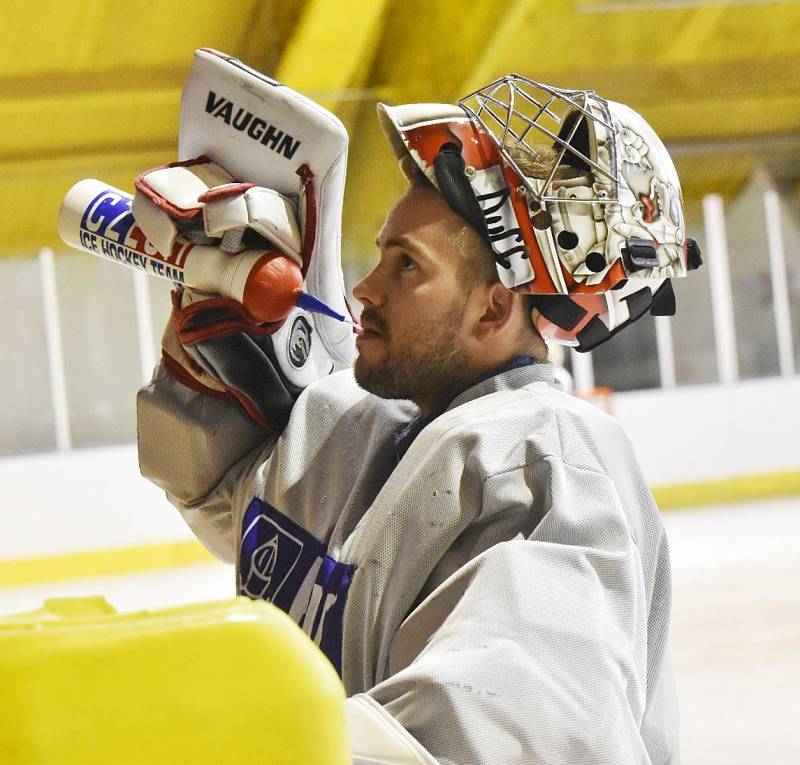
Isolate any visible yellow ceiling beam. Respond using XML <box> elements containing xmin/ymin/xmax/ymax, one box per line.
<box><xmin>276</xmin><ymin>0</ymin><xmax>392</xmax><ymax>118</ymax></box>
<box><xmin>660</xmin><ymin>5</ymin><xmax>728</xmax><ymax>66</ymax></box>
<box><xmin>0</xmin><ymin>86</ymin><xmax>180</xmax><ymax>255</ymax></box>
<box><xmin>463</xmin><ymin>54</ymin><xmax>800</xmax><ymax>142</ymax></box>
<box><xmin>0</xmin><ymin>151</ymin><xmax>173</xmax><ymax>255</ymax></box>
<box><xmin>0</xmin><ymin>89</ymin><xmax>179</xmax><ymax>161</ymax></box>
<box><xmin>642</xmin><ymin>94</ymin><xmax>800</xmax><ymax>142</ymax></box>
<box><xmin>4</xmin><ymin>0</ymin><xmax>800</xmax><ymax>259</ymax></box>
<box><xmin>366</xmin><ymin>0</ymin><xmax>523</xmax><ymax>104</ymax></box>
<box><xmin>540</xmin><ymin>56</ymin><xmax>800</xmax><ymax>106</ymax></box>
<box><xmin>0</xmin><ymin>0</ymin><xmax>267</xmax><ymax>76</ymax></box>
<box><xmin>342</xmin><ymin>0</ymin><xmax>533</xmax><ymax>273</ymax></box>
<box><xmin>662</xmin><ymin>2</ymin><xmax>800</xmax><ymax>61</ymax></box>
<box><xmin>459</xmin><ymin>0</ymin><xmax>550</xmax><ymax>96</ymax></box>
<box><xmin>460</xmin><ymin>2</ymin><xmax>800</xmax><ymax>89</ymax></box>
<box><xmin>459</xmin><ymin>2</ymin><xmax>696</xmax><ymax>87</ymax></box>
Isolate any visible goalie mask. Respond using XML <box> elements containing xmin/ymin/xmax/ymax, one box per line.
<box><xmin>377</xmin><ymin>75</ymin><xmax>702</xmax><ymax>351</ymax></box>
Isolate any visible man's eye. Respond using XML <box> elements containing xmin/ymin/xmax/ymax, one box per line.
<box><xmin>400</xmin><ymin>254</ymin><xmax>417</xmax><ymax>271</ymax></box>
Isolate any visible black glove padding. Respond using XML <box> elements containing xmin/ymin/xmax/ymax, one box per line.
<box><xmin>163</xmin><ymin>288</ymin><xmax>304</xmax><ymax>432</ymax></box>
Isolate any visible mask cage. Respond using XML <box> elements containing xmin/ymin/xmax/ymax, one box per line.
<box><xmin>459</xmin><ymin>75</ymin><xmax>621</xmax><ymax>210</ymax></box>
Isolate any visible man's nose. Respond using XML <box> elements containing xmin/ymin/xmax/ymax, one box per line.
<box><xmin>353</xmin><ymin>266</ymin><xmax>384</xmax><ymax>308</ymax></box>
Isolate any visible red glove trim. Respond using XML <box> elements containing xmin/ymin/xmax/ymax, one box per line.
<box><xmin>197</xmin><ymin>182</ymin><xmax>256</xmax><ymax>202</ymax></box>
<box><xmin>134</xmin><ymin>156</ymin><xmax>214</xmax><ymax>222</ymax></box>
<box><xmin>226</xmin><ymin>388</ymin><xmax>272</xmax><ymax>432</ymax></box>
<box><xmin>171</xmin><ymin>290</ymin><xmax>282</xmax><ymax>346</ymax></box>
<box><xmin>161</xmin><ymin>350</ymin><xmax>227</xmax><ymax>400</ymax></box>
<box><xmin>162</xmin><ymin>350</ymin><xmax>273</xmax><ymax>432</ymax></box>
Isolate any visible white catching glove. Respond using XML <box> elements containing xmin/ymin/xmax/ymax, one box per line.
<box><xmin>134</xmin><ymin>48</ymin><xmax>357</xmax><ymax>431</ymax></box>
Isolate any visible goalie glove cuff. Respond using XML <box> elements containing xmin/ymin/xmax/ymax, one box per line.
<box><xmin>163</xmin><ymin>288</ymin><xmax>306</xmax><ymax>432</ymax></box>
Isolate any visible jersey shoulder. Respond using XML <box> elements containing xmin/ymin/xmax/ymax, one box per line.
<box><xmin>300</xmin><ymin>368</ymin><xmax>418</xmax><ymax>426</ymax></box>
<box><xmin>424</xmin><ymin>380</ymin><xmax>635</xmax><ymax>480</ymax></box>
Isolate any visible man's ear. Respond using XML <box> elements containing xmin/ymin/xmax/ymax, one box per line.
<box><xmin>472</xmin><ymin>282</ymin><xmax>517</xmax><ymax>340</ymax></box>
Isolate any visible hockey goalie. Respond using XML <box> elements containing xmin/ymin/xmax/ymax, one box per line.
<box><xmin>135</xmin><ymin>49</ymin><xmax>702</xmax><ymax>765</ymax></box>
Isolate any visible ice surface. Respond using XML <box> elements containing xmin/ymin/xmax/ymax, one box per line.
<box><xmin>665</xmin><ymin>496</ymin><xmax>800</xmax><ymax>765</ymax></box>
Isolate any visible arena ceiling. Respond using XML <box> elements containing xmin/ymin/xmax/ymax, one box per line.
<box><xmin>4</xmin><ymin>0</ymin><xmax>800</xmax><ymax>260</ymax></box>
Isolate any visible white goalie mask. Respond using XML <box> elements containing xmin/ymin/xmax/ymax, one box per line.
<box><xmin>378</xmin><ymin>75</ymin><xmax>702</xmax><ymax>351</ymax></box>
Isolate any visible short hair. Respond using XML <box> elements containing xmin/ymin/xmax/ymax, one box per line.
<box><xmin>507</xmin><ymin>142</ymin><xmax>589</xmax><ymax>183</ymax></box>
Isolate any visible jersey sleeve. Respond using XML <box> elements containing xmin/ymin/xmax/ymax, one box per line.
<box><xmin>137</xmin><ymin>361</ymin><xmax>273</xmax><ymax>563</ymax></box>
<box><xmin>136</xmin><ymin>363</ymin><xmax>402</xmax><ymax>568</ymax></box>
<box><xmin>355</xmin><ymin>462</ymin><xmax>678</xmax><ymax>765</ymax></box>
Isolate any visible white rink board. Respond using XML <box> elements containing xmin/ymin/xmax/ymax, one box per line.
<box><xmin>0</xmin><ymin>377</ymin><xmax>800</xmax><ymax>561</ymax></box>
<box><xmin>614</xmin><ymin>375</ymin><xmax>800</xmax><ymax>485</ymax></box>
<box><xmin>0</xmin><ymin>444</ymin><xmax>192</xmax><ymax>561</ymax></box>
<box><xmin>2</xmin><ymin>376</ymin><xmax>800</xmax><ymax>561</ymax></box>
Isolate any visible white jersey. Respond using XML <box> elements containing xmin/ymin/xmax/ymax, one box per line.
<box><xmin>138</xmin><ymin>361</ymin><xmax>679</xmax><ymax>764</ymax></box>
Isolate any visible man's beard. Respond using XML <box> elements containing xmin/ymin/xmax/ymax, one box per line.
<box><xmin>354</xmin><ymin>301</ymin><xmax>470</xmax><ymax>410</ymax></box>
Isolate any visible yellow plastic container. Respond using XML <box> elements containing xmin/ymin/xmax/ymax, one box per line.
<box><xmin>0</xmin><ymin>596</ymin><xmax>349</xmax><ymax>764</ymax></box>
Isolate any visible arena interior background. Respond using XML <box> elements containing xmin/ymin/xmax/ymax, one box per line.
<box><xmin>1</xmin><ymin>2</ymin><xmax>799</xmax><ymax>763</ymax></box>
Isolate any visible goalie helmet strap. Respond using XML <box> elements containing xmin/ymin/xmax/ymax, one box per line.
<box><xmin>686</xmin><ymin>238</ymin><xmax>703</xmax><ymax>271</ymax></box>
<box><xmin>574</xmin><ymin>285</ymin><xmax>656</xmax><ymax>352</ymax></box>
<box><xmin>433</xmin><ymin>142</ymin><xmax>492</xmax><ymax>246</ymax></box>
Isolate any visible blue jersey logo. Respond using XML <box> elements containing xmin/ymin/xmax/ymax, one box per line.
<box><xmin>239</xmin><ymin>497</ymin><xmax>355</xmax><ymax>675</ymax></box>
